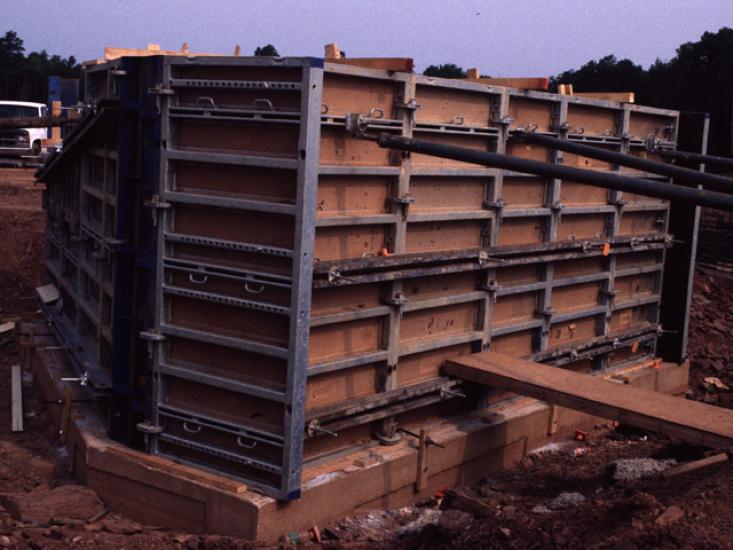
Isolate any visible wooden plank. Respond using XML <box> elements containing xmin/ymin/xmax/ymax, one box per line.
<box><xmin>661</xmin><ymin>453</ymin><xmax>728</xmax><ymax>478</ymax></box>
<box><xmin>461</xmin><ymin>76</ymin><xmax>550</xmax><ymax>91</ymax></box>
<box><xmin>445</xmin><ymin>351</ymin><xmax>733</xmax><ymax>449</ymax></box>
<box><xmin>575</xmin><ymin>92</ymin><xmax>636</xmax><ymax>104</ymax></box>
<box><xmin>327</xmin><ymin>57</ymin><xmax>414</xmax><ymax>73</ymax></box>
<box><xmin>11</xmin><ymin>365</ymin><xmax>23</xmax><ymax>432</ymax></box>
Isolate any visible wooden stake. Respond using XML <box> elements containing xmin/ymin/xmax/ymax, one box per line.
<box><xmin>415</xmin><ymin>429</ymin><xmax>429</xmax><ymax>492</ymax></box>
<box><xmin>661</xmin><ymin>453</ymin><xmax>728</xmax><ymax>478</ymax></box>
<box><xmin>11</xmin><ymin>365</ymin><xmax>23</xmax><ymax>432</ymax></box>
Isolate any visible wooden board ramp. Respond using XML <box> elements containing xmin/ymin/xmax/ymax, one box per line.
<box><xmin>445</xmin><ymin>352</ymin><xmax>733</xmax><ymax>449</ymax></box>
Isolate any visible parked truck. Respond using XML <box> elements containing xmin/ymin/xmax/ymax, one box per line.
<box><xmin>0</xmin><ymin>101</ymin><xmax>48</xmax><ymax>157</ymax></box>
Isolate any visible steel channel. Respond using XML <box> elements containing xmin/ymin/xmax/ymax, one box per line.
<box><xmin>160</xmin><ymin>323</ymin><xmax>290</xmax><ymax>359</ymax></box>
<box><xmin>164</xmin><ymin>190</ymin><xmax>296</xmax><ymax>215</ymax></box>
<box><xmin>157</xmin><ymin>361</ymin><xmax>286</xmax><ymax>402</ymax></box>
<box><xmin>278</xmin><ymin>62</ymin><xmax>323</xmax><ymax>499</ymax></box>
<box><xmin>167</xmin><ymin>148</ymin><xmax>299</xmax><ymax>169</ymax></box>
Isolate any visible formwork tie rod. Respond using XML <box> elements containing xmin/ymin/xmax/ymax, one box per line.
<box><xmin>513</xmin><ymin>129</ymin><xmax>733</xmax><ymax>195</ymax></box>
<box><xmin>360</xmin><ymin>131</ymin><xmax>733</xmax><ymax>212</ymax></box>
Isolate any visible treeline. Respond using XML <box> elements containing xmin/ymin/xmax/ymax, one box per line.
<box><xmin>425</xmin><ymin>27</ymin><xmax>733</xmax><ymax>155</ymax></box>
<box><xmin>0</xmin><ymin>31</ymin><xmax>82</xmax><ymax>103</ymax></box>
<box><xmin>4</xmin><ymin>27</ymin><xmax>733</xmax><ymax>153</ymax></box>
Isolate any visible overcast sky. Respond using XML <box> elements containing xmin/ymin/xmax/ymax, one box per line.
<box><xmin>5</xmin><ymin>1</ymin><xmax>733</xmax><ymax>75</ymax></box>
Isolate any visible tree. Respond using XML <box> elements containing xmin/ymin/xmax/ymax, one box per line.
<box><xmin>0</xmin><ymin>30</ymin><xmax>24</xmax><ymax>60</ymax></box>
<box><xmin>254</xmin><ymin>44</ymin><xmax>279</xmax><ymax>57</ymax></box>
<box><xmin>551</xmin><ymin>28</ymin><xmax>733</xmax><ymax>154</ymax></box>
<box><xmin>423</xmin><ymin>63</ymin><xmax>466</xmax><ymax>78</ymax></box>
<box><xmin>0</xmin><ymin>30</ymin><xmax>82</xmax><ymax>102</ymax></box>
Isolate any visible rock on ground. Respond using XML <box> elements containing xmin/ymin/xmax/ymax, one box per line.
<box><xmin>0</xmin><ymin>484</ymin><xmax>104</xmax><ymax>524</ymax></box>
<box><xmin>611</xmin><ymin>458</ymin><xmax>677</xmax><ymax>481</ymax></box>
<box><xmin>548</xmin><ymin>492</ymin><xmax>587</xmax><ymax>510</ymax></box>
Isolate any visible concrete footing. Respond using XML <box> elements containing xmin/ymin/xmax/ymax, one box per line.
<box><xmin>21</xmin><ymin>322</ymin><xmax>689</xmax><ymax>541</ymax></box>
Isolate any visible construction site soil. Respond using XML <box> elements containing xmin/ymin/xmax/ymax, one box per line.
<box><xmin>0</xmin><ymin>167</ymin><xmax>731</xmax><ymax>549</ymax></box>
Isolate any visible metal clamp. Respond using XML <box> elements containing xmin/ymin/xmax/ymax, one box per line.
<box><xmin>480</xmin><ymin>280</ymin><xmax>502</xmax><ymax>303</ymax></box>
<box><xmin>395</xmin><ymin>99</ymin><xmax>421</xmax><ymax>111</ymax></box>
<box><xmin>144</xmin><ymin>195</ymin><xmax>171</xmax><ymax>226</ymax></box>
<box><xmin>61</xmin><ymin>372</ymin><xmax>89</xmax><ymax>387</ymax></box>
<box><xmin>386</xmin><ymin>292</ymin><xmax>408</xmax><ymax>317</ymax></box>
<box><xmin>491</xmin><ymin>116</ymin><xmax>514</xmax><ymax>126</ymax></box>
<box><xmin>440</xmin><ymin>387</ymin><xmax>466</xmax><ymax>399</ymax></box>
<box><xmin>397</xmin><ymin>428</ymin><xmax>445</xmax><ymax>449</ymax></box>
<box><xmin>327</xmin><ymin>266</ymin><xmax>358</xmax><ymax>286</ymax></box>
<box><xmin>307</xmin><ymin>419</ymin><xmax>337</xmax><ymax>438</ymax></box>
<box><xmin>483</xmin><ymin>198</ymin><xmax>506</xmax><ymax>212</ymax></box>
<box><xmin>136</xmin><ymin>421</ymin><xmax>164</xmax><ymax>435</ymax></box>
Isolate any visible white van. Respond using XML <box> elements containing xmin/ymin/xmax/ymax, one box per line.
<box><xmin>0</xmin><ymin>101</ymin><xmax>48</xmax><ymax>157</ymax></box>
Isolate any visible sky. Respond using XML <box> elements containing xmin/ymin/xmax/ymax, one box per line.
<box><xmin>4</xmin><ymin>0</ymin><xmax>733</xmax><ymax>75</ymax></box>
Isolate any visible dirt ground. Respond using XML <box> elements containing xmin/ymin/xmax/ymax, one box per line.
<box><xmin>0</xmin><ymin>167</ymin><xmax>731</xmax><ymax>549</ymax></box>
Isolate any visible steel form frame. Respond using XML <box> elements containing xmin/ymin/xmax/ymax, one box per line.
<box><xmin>40</xmin><ymin>56</ymin><xmax>688</xmax><ymax>502</ymax></box>
<box><xmin>148</xmin><ymin>56</ymin><xmax>324</xmax><ymax>500</ymax></box>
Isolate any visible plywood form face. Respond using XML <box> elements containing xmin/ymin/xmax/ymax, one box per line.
<box><xmin>508</xmin><ymin>98</ymin><xmax>554</xmax><ymax>132</ymax></box>
<box><xmin>629</xmin><ymin>112</ymin><xmax>674</xmax><ymax>140</ymax></box>
<box><xmin>175</xmin><ymin>163</ymin><xmax>297</xmax><ymax>203</ymax></box>
<box><xmin>315</xmin><ymin>225</ymin><xmax>389</xmax><ymax>260</ymax></box>
<box><xmin>497</xmin><ymin>218</ymin><xmax>546</xmax><ymax>245</ymax></box>
<box><xmin>502</xmin><ymin>178</ymin><xmax>547</xmax><ymax>208</ymax></box>
<box><xmin>399</xmin><ymin>302</ymin><xmax>480</xmax><ymax>344</ymax></box>
<box><xmin>306</xmin><ymin>364</ymin><xmax>380</xmax><ymax>409</ymax></box>
<box><xmin>560</xmin><ymin>181</ymin><xmax>609</xmax><ymax>205</ymax></box>
<box><xmin>167</xmin><ymin>336</ymin><xmax>287</xmax><ymax>387</ymax></box>
<box><xmin>491</xmin><ymin>330</ymin><xmax>534</xmax><ymax>356</ymax></box>
<box><xmin>309</xmin><ymin>318</ymin><xmax>382</xmax><ymax>365</ymax></box>
<box><xmin>177</xmin><ymin>121</ymin><xmax>300</xmax><ymax>157</ymax></box>
<box><xmin>566</xmin><ymin>104</ymin><xmax>618</xmax><ymax>136</ymax></box>
<box><xmin>415</xmin><ymin>85</ymin><xmax>492</xmax><ymax>126</ymax></box>
<box><xmin>493</xmin><ymin>292</ymin><xmax>538</xmax><ymax>327</ymax></box>
<box><xmin>405</xmin><ymin>220</ymin><xmax>486</xmax><ymax>253</ymax></box>
<box><xmin>556</xmin><ymin>214</ymin><xmax>608</xmax><ymax>240</ymax></box>
<box><xmin>320</xmin><ymin>126</ymin><xmax>393</xmax><ymax>165</ymax></box>
<box><xmin>316</xmin><ymin>176</ymin><xmax>391</xmax><ymax>215</ymax></box>
<box><xmin>322</xmin><ymin>74</ymin><xmax>396</xmax><ymax>118</ymax></box>
<box><xmin>396</xmin><ymin>344</ymin><xmax>473</xmax><ymax>387</ymax></box>
<box><xmin>409</xmin><ymin>177</ymin><xmax>487</xmax><ymax>211</ymax></box>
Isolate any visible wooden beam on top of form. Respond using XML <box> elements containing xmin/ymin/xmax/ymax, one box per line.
<box><xmin>463</xmin><ymin>67</ymin><xmax>550</xmax><ymax>90</ymax></box>
<box><xmin>323</xmin><ymin>43</ymin><xmax>414</xmax><ymax>73</ymax></box>
<box><xmin>444</xmin><ymin>351</ymin><xmax>733</xmax><ymax>450</ymax></box>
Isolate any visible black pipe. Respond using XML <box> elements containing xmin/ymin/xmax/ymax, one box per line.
<box><xmin>374</xmin><ymin>133</ymin><xmax>733</xmax><ymax>212</ymax></box>
<box><xmin>657</xmin><ymin>147</ymin><xmax>733</xmax><ymax>172</ymax></box>
<box><xmin>514</xmin><ymin>130</ymin><xmax>733</xmax><ymax>195</ymax></box>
